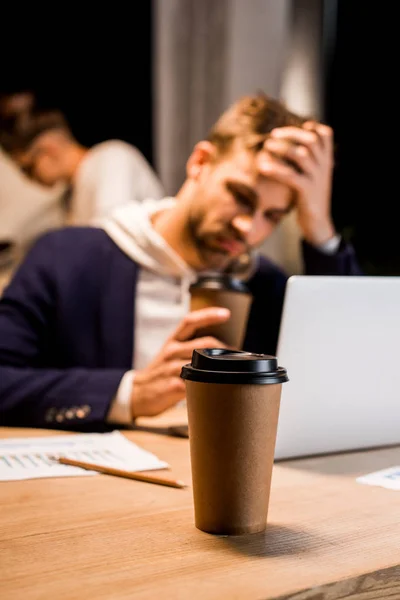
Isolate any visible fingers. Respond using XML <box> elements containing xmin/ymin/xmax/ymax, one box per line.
<box><xmin>266</xmin><ymin>123</ymin><xmax>333</xmax><ymax>164</ymax></box>
<box><xmin>164</xmin><ymin>336</ymin><xmax>229</xmax><ymax>361</ymax></box>
<box><xmin>132</xmin><ymin>308</ymin><xmax>233</xmax><ymax>419</ymax></box>
<box><xmin>258</xmin><ymin>154</ymin><xmax>303</xmax><ymax>191</ymax></box>
<box><xmin>142</xmin><ymin>359</ymin><xmax>186</xmax><ymax>380</ymax></box>
<box><xmin>164</xmin><ymin>359</ymin><xmax>192</xmax><ymax>377</ymax></box>
<box><xmin>172</xmin><ymin>307</ymin><xmax>230</xmax><ymax>342</ymax></box>
<box><xmin>148</xmin><ymin>381</ymin><xmax>186</xmax><ymax>416</ymax></box>
<box><xmin>162</xmin><ymin>377</ymin><xmax>186</xmax><ymax>398</ymax></box>
<box><xmin>131</xmin><ymin>377</ymin><xmax>186</xmax><ymax>418</ymax></box>
<box><xmin>303</xmin><ymin>121</ymin><xmax>333</xmax><ymax>155</ymax></box>
<box><xmin>262</xmin><ymin>138</ymin><xmax>315</xmax><ymax>177</ymax></box>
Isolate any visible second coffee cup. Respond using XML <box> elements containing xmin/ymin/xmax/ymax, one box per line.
<box><xmin>189</xmin><ymin>273</ymin><xmax>253</xmax><ymax>349</ymax></box>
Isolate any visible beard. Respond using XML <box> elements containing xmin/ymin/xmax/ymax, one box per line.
<box><xmin>187</xmin><ymin>212</ymin><xmax>249</xmax><ymax>271</ymax></box>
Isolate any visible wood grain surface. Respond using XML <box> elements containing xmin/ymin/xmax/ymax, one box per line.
<box><xmin>1</xmin><ymin>407</ymin><xmax>399</xmax><ymax>600</ymax></box>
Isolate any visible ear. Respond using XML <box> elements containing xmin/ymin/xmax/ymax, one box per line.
<box><xmin>186</xmin><ymin>141</ymin><xmax>217</xmax><ymax>180</ymax></box>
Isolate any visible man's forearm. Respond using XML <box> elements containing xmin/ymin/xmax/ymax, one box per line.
<box><xmin>0</xmin><ymin>365</ymin><xmax>126</xmax><ymax>429</ymax></box>
<box><xmin>302</xmin><ymin>238</ymin><xmax>362</xmax><ymax>276</ymax></box>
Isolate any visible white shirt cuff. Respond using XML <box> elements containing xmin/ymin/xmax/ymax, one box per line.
<box><xmin>106</xmin><ymin>370</ymin><xmax>135</xmax><ymax>425</ymax></box>
<box><xmin>316</xmin><ymin>234</ymin><xmax>341</xmax><ymax>255</ymax></box>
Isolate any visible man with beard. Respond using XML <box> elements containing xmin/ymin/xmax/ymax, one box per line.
<box><xmin>0</xmin><ymin>93</ymin><xmax>360</xmax><ymax>431</ymax></box>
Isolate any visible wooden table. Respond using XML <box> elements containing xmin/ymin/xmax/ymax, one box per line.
<box><xmin>1</xmin><ymin>407</ymin><xmax>400</xmax><ymax>600</ymax></box>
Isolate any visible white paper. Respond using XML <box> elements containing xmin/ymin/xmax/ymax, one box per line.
<box><xmin>0</xmin><ymin>430</ymin><xmax>169</xmax><ymax>481</ymax></box>
<box><xmin>356</xmin><ymin>465</ymin><xmax>400</xmax><ymax>491</ymax></box>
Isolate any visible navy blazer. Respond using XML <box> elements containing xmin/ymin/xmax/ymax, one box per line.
<box><xmin>0</xmin><ymin>228</ymin><xmax>361</xmax><ymax>431</ymax></box>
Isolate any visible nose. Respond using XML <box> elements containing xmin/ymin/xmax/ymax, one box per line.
<box><xmin>231</xmin><ymin>214</ymin><xmax>254</xmax><ymax>240</ymax></box>
<box><xmin>232</xmin><ymin>212</ymin><xmax>274</xmax><ymax>246</ymax></box>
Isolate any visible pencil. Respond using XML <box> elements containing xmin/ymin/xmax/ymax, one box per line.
<box><xmin>52</xmin><ymin>456</ymin><xmax>188</xmax><ymax>489</ymax></box>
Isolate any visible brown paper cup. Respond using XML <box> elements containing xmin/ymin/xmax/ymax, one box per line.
<box><xmin>190</xmin><ymin>288</ymin><xmax>252</xmax><ymax>349</ymax></box>
<box><xmin>185</xmin><ymin>380</ymin><xmax>282</xmax><ymax>535</ymax></box>
<box><xmin>181</xmin><ymin>349</ymin><xmax>288</xmax><ymax>536</ymax></box>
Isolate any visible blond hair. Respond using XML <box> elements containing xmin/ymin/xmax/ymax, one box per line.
<box><xmin>207</xmin><ymin>93</ymin><xmax>309</xmax><ymax>156</ymax></box>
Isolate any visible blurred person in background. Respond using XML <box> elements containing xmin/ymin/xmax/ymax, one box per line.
<box><xmin>0</xmin><ymin>92</ymin><xmax>361</xmax><ymax>431</ymax></box>
<box><xmin>0</xmin><ymin>89</ymin><xmax>64</xmax><ymax>294</ymax></box>
<box><xmin>0</xmin><ymin>105</ymin><xmax>164</xmax><ymax>226</ymax></box>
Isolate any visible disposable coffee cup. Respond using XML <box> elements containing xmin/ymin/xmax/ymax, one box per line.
<box><xmin>189</xmin><ymin>274</ymin><xmax>252</xmax><ymax>349</ymax></box>
<box><xmin>181</xmin><ymin>348</ymin><xmax>288</xmax><ymax>536</ymax></box>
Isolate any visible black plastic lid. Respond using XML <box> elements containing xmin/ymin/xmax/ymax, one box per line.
<box><xmin>189</xmin><ymin>273</ymin><xmax>250</xmax><ymax>294</ymax></box>
<box><xmin>180</xmin><ymin>349</ymin><xmax>288</xmax><ymax>385</ymax></box>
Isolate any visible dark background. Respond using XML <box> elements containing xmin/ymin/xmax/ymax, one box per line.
<box><xmin>0</xmin><ymin>5</ymin><xmax>154</xmax><ymax>166</ymax></box>
<box><xmin>2</xmin><ymin>2</ymin><xmax>397</xmax><ymax>275</ymax></box>
<box><xmin>324</xmin><ymin>1</ymin><xmax>397</xmax><ymax>274</ymax></box>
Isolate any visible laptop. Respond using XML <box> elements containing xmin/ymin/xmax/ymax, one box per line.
<box><xmin>274</xmin><ymin>275</ymin><xmax>400</xmax><ymax>460</ymax></box>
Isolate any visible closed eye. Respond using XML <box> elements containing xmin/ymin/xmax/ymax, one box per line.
<box><xmin>264</xmin><ymin>209</ymin><xmax>291</xmax><ymax>225</ymax></box>
<box><xmin>225</xmin><ymin>182</ymin><xmax>256</xmax><ymax>213</ymax></box>
<box><xmin>235</xmin><ymin>192</ymin><xmax>253</xmax><ymax>210</ymax></box>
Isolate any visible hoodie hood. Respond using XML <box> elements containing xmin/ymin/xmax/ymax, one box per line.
<box><xmin>101</xmin><ymin>197</ymin><xmax>195</xmax><ymax>280</ymax></box>
<box><xmin>100</xmin><ymin>197</ymin><xmax>259</xmax><ymax>281</ymax></box>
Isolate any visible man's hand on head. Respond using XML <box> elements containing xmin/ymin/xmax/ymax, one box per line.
<box><xmin>130</xmin><ymin>307</ymin><xmax>231</xmax><ymax>418</ymax></box>
<box><xmin>257</xmin><ymin>121</ymin><xmax>337</xmax><ymax>247</ymax></box>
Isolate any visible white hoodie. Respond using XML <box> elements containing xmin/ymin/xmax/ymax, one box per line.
<box><xmin>101</xmin><ymin>197</ymin><xmax>256</xmax><ymax>424</ymax></box>
<box><xmin>103</xmin><ymin>197</ymin><xmax>198</xmax><ymax>367</ymax></box>
<box><xmin>101</xmin><ymin>198</ymin><xmax>197</xmax><ymax>423</ymax></box>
